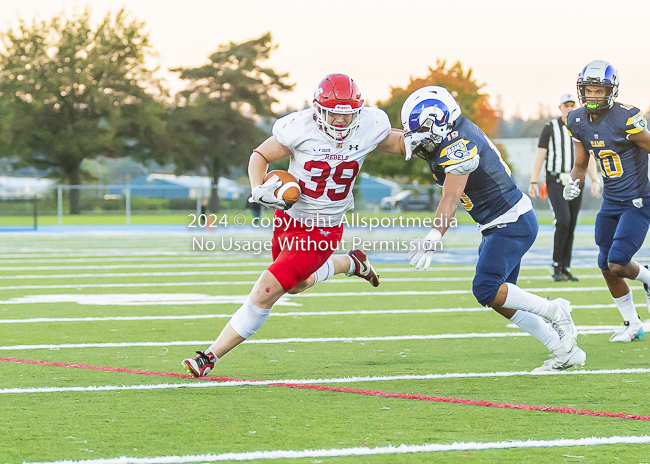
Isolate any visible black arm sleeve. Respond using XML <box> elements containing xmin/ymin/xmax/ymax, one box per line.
<box><xmin>538</xmin><ymin>123</ymin><xmax>552</xmax><ymax>149</ymax></box>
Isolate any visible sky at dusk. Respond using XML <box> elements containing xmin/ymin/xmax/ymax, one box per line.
<box><xmin>2</xmin><ymin>0</ymin><xmax>648</xmax><ymax>119</ymax></box>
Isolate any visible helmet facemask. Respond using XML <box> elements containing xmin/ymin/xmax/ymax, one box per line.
<box><xmin>313</xmin><ymin>73</ymin><xmax>365</xmax><ymax>143</ymax></box>
<box><xmin>402</xmin><ymin>96</ymin><xmax>460</xmax><ymax>160</ymax></box>
<box><xmin>577</xmin><ymin>83</ymin><xmax>616</xmax><ymax>114</ymax></box>
<box><xmin>314</xmin><ymin>102</ymin><xmax>364</xmax><ymax>142</ymax></box>
<box><xmin>576</xmin><ymin>60</ymin><xmax>619</xmax><ymax>115</ymax></box>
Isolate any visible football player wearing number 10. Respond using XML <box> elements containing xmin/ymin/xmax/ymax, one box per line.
<box><xmin>182</xmin><ymin>73</ymin><xmax>405</xmax><ymax>377</ymax></box>
<box><xmin>564</xmin><ymin>60</ymin><xmax>650</xmax><ymax>343</ymax></box>
<box><xmin>402</xmin><ymin>86</ymin><xmax>585</xmax><ymax>372</ymax></box>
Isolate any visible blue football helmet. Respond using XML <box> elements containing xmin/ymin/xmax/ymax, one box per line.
<box><xmin>400</xmin><ymin>86</ymin><xmax>461</xmax><ymax>160</ymax></box>
<box><xmin>576</xmin><ymin>60</ymin><xmax>619</xmax><ymax>114</ymax></box>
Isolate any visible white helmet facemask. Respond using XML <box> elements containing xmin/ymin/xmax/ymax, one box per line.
<box><xmin>401</xmin><ymin>86</ymin><xmax>461</xmax><ymax>160</ymax></box>
<box><xmin>314</xmin><ymin>102</ymin><xmax>364</xmax><ymax>142</ymax></box>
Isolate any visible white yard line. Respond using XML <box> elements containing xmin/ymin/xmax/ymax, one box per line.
<box><xmin>0</xmin><ymin>307</ymin><xmax>493</xmax><ymax>323</ymax></box>
<box><xmin>1</xmin><ymin>305</ymin><xmax>643</xmax><ymax>324</ymax></box>
<box><xmin>0</xmin><ymin>294</ymin><xmax>300</xmax><ymax>306</ymax></box>
<box><xmin>0</xmin><ymin>275</ymin><xmax>611</xmax><ymax>290</ymax></box>
<box><xmin>0</xmin><ymin>271</ymin><xmax>264</xmax><ymax>280</ymax></box>
<box><xmin>13</xmin><ymin>435</ymin><xmax>650</xmax><ymax>463</ymax></box>
<box><xmin>0</xmin><ymin>325</ymin><xmax>633</xmax><ymax>351</ymax></box>
<box><xmin>0</xmin><ymin>286</ymin><xmax>627</xmax><ymax>307</ymax></box>
<box><xmin>0</xmin><ymin>262</ymin><xmax>269</xmax><ymax>271</ymax></box>
<box><xmin>0</xmin><ymin>266</ymin><xmax>603</xmax><ymax>280</ymax></box>
<box><xmin>0</xmin><ymin>256</ymin><xmax>242</xmax><ymax>264</ymax></box>
<box><xmin>3</xmin><ymin>367</ymin><xmax>650</xmax><ymax>394</ymax></box>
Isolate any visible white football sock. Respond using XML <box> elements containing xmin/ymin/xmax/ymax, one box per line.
<box><xmin>312</xmin><ymin>258</ymin><xmax>335</xmax><ymax>285</ymax></box>
<box><xmin>229</xmin><ymin>297</ymin><xmax>273</xmax><ymax>339</ymax></box>
<box><xmin>613</xmin><ymin>290</ymin><xmax>640</xmax><ymax>323</ymax></box>
<box><xmin>345</xmin><ymin>254</ymin><xmax>356</xmax><ymax>277</ymax></box>
<box><xmin>634</xmin><ymin>265</ymin><xmax>650</xmax><ymax>286</ymax></box>
<box><xmin>503</xmin><ymin>283</ymin><xmax>555</xmax><ymax>319</ymax></box>
<box><xmin>510</xmin><ymin>310</ymin><xmax>563</xmax><ymax>353</ymax></box>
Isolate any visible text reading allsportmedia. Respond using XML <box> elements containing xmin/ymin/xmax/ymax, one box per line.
<box><xmin>188</xmin><ymin>213</ymin><xmax>457</xmax><ymax>232</ymax></box>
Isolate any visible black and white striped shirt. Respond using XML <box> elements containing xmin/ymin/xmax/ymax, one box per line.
<box><xmin>538</xmin><ymin>117</ymin><xmax>574</xmax><ymax>174</ymax></box>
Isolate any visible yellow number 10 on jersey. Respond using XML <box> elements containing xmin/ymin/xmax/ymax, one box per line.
<box><xmin>590</xmin><ymin>149</ymin><xmax>623</xmax><ymax>178</ymax></box>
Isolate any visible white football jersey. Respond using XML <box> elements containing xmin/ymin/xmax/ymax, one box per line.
<box><xmin>272</xmin><ymin>107</ymin><xmax>391</xmax><ymax>225</ymax></box>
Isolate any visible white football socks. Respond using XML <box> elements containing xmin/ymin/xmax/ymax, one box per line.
<box><xmin>510</xmin><ymin>310</ymin><xmax>563</xmax><ymax>353</ymax></box>
<box><xmin>312</xmin><ymin>258</ymin><xmax>335</xmax><ymax>284</ymax></box>
<box><xmin>634</xmin><ymin>264</ymin><xmax>650</xmax><ymax>287</ymax></box>
<box><xmin>345</xmin><ymin>254</ymin><xmax>356</xmax><ymax>277</ymax></box>
<box><xmin>613</xmin><ymin>290</ymin><xmax>640</xmax><ymax>324</ymax></box>
<box><xmin>503</xmin><ymin>283</ymin><xmax>555</xmax><ymax>319</ymax></box>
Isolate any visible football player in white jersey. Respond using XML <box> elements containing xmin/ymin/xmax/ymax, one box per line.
<box><xmin>183</xmin><ymin>73</ymin><xmax>405</xmax><ymax>376</ymax></box>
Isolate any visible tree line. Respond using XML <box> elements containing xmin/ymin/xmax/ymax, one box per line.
<box><xmin>0</xmin><ymin>9</ymin><xmax>498</xmax><ymax>213</ymax></box>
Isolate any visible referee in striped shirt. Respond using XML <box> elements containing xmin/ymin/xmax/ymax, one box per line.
<box><xmin>529</xmin><ymin>93</ymin><xmax>600</xmax><ymax>282</ymax></box>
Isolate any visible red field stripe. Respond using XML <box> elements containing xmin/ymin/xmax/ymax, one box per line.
<box><xmin>0</xmin><ymin>357</ymin><xmax>236</xmax><ymax>382</ymax></box>
<box><xmin>272</xmin><ymin>382</ymin><xmax>650</xmax><ymax>421</ymax></box>
<box><xmin>2</xmin><ymin>356</ymin><xmax>649</xmax><ymax>421</ymax></box>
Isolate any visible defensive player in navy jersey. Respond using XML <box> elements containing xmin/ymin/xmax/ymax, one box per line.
<box><xmin>401</xmin><ymin>86</ymin><xmax>585</xmax><ymax>371</ymax></box>
<box><xmin>564</xmin><ymin>60</ymin><xmax>650</xmax><ymax>342</ymax></box>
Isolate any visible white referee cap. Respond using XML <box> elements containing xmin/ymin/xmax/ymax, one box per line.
<box><xmin>560</xmin><ymin>93</ymin><xmax>577</xmax><ymax>104</ymax></box>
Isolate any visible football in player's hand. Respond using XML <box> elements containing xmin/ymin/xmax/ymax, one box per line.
<box><xmin>264</xmin><ymin>170</ymin><xmax>301</xmax><ymax>205</ymax></box>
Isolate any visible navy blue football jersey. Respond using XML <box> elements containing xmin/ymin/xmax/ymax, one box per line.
<box><xmin>427</xmin><ymin>117</ymin><xmax>522</xmax><ymax>225</ymax></box>
<box><xmin>567</xmin><ymin>103</ymin><xmax>650</xmax><ymax>202</ymax></box>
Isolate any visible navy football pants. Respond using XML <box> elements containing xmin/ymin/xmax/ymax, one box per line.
<box><xmin>473</xmin><ymin>210</ymin><xmax>539</xmax><ymax>306</ymax></box>
<box><xmin>595</xmin><ymin>198</ymin><xmax>650</xmax><ymax>270</ymax></box>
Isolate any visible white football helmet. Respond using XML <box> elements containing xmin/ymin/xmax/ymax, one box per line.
<box><xmin>400</xmin><ymin>86</ymin><xmax>461</xmax><ymax>160</ymax></box>
<box><xmin>576</xmin><ymin>60</ymin><xmax>619</xmax><ymax>114</ymax></box>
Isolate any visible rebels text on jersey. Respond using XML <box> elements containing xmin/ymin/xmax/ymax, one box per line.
<box><xmin>428</xmin><ymin>117</ymin><xmax>522</xmax><ymax>225</ymax></box>
<box><xmin>272</xmin><ymin>107</ymin><xmax>391</xmax><ymax>224</ymax></box>
<box><xmin>567</xmin><ymin>102</ymin><xmax>650</xmax><ymax>203</ymax></box>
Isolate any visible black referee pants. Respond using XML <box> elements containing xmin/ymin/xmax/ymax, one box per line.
<box><xmin>546</xmin><ymin>174</ymin><xmax>583</xmax><ymax>269</ymax></box>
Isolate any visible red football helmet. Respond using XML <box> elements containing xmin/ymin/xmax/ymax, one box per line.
<box><xmin>313</xmin><ymin>73</ymin><xmax>365</xmax><ymax>142</ymax></box>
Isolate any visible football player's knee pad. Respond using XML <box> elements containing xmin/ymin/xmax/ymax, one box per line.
<box><xmin>472</xmin><ymin>275</ymin><xmax>500</xmax><ymax>307</ymax></box>
<box><xmin>229</xmin><ymin>297</ymin><xmax>272</xmax><ymax>339</ymax></box>
<box><xmin>607</xmin><ymin>239</ymin><xmax>636</xmax><ymax>268</ymax></box>
<box><xmin>597</xmin><ymin>246</ymin><xmax>610</xmax><ymax>270</ymax></box>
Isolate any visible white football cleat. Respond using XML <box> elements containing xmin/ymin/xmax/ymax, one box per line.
<box><xmin>609</xmin><ymin>321</ymin><xmax>645</xmax><ymax>342</ymax></box>
<box><xmin>546</xmin><ymin>298</ymin><xmax>578</xmax><ymax>352</ymax></box>
<box><xmin>532</xmin><ymin>346</ymin><xmax>586</xmax><ymax>372</ymax></box>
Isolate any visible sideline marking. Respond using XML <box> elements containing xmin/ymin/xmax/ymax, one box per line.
<box><xmin>14</xmin><ymin>435</ymin><xmax>650</xmax><ymax>464</ymax></box>
<box><xmin>1</xmin><ymin>357</ymin><xmax>649</xmax><ymax>422</ymax></box>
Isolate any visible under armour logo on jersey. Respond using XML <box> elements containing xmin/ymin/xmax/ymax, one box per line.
<box><xmin>349</xmin><ymin>145</ymin><xmax>359</xmax><ymax>150</ymax></box>
<box><xmin>319</xmin><ymin>229</ymin><xmax>331</xmax><ymax>237</ymax></box>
